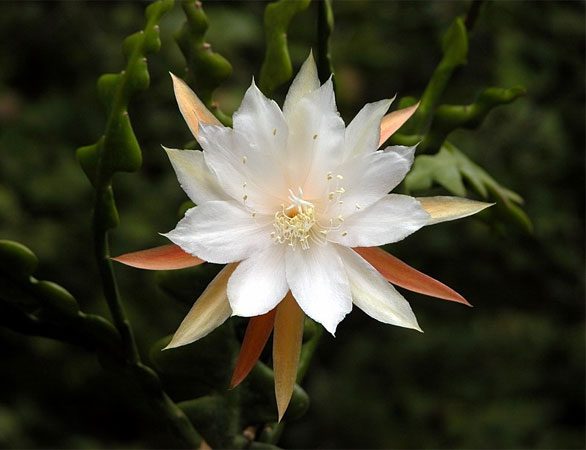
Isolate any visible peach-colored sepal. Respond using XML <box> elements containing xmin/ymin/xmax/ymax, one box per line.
<box><xmin>273</xmin><ymin>293</ymin><xmax>305</xmax><ymax>422</ymax></box>
<box><xmin>354</xmin><ymin>247</ymin><xmax>471</xmax><ymax>306</ymax></box>
<box><xmin>379</xmin><ymin>102</ymin><xmax>420</xmax><ymax>147</ymax></box>
<box><xmin>112</xmin><ymin>244</ymin><xmax>204</xmax><ymax>270</ymax></box>
<box><xmin>170</xmin><ymin>73</ymin><xmax>221</xmax><ymax>138</ymax></box>
<box><xmin>230</xmin><ymin>308</ymin><xmax>277</xmax><ymax>389</ymax></box>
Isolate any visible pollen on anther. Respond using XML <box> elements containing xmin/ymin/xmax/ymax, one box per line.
<box><xmin>243</xmin><ymin>194</ymin><xmax>248</xmax><ymax>201</ymax></box>
<box><xmin>313</xmin><ymin>134</ymin><xmax>318</xmax><ymax>140</ymax></box>
<box><xmin>336</xmin><ymin>174</ymin><xmax>344</xmax><ymax>180</ymax></box>
<box><xmin>341</xmin><ymin>231</ymin><xmax>348</xmax><ymax>236</ymax></box>
<box><xmin>328</xmin><ymin>192</ymin><xmax>335</xmax><ymax>200</ymax></box>
<box><xmin>326</xmin><ymin>172</ymin><xmax>333</xmax><ymax>180</ymax></box>
<box><xmin>356</xmin><ymin>203</ymin><xmax>361</xmax><ymax>210</ymax></box>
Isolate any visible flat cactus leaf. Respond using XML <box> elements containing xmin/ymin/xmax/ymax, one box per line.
<box><xmin>0</xmin><ymin>241</ymin><xmax>121</xmax><ymax>355</ymax></box>
<box><xmin>259</xmin><ymin>0</ymin><xmax>311</xmax><ymax>96</ymax></box>
<box><xmin>405</xmin><ymin>142</ymin><xmax>531</xmax><ymax>231</ymax></box>
<box><xmin>0</xmin><ymin>240</ymin><xmax>38</xmax><ymax>279</ymax></box>
<box><xmin>176</xmin><ymin>0</ymin><xmax>233</xmax><ymax>125</ymax></box>
<box><xmin>420</xmin><ymin>85</ymin><xmax>527</xmax><ymax>153</ymax></box>
<box><xmin>408</xmin><ymin>16</ymin><xmax>469</xmax><ymax>133</ymax></box>
<box><xmin>76</xmin><ymin>0</ymin><xmax>173</xmax><ymax>228</ymax></box>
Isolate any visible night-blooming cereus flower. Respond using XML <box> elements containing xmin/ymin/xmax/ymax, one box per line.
<box><xmin>114</xmin><ymin>54</ymin><xmax>492</xmax><ymax>420</ymax></box>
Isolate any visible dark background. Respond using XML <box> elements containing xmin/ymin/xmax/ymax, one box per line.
<box><xmin>0</xmin><ymin>1</ymin><xmax>584</xmax><ymax>448</ymax></box>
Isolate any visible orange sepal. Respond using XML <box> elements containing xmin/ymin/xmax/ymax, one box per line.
<box><xmin>230</xmin><ymin>308</ymin><xmax>277</xmax><ymax>389</ymax></box>
<box><xmin>379</xmin><ymin>102</ymin><xmax>420</xmax><ymax>147</ymax></box>
<box><xmin>112</xmin><ymin>244</ymin><xmax>204</xmax><ymax>270</ymax></box>
<box><xmin>355</xmin><ymin>246</ymin><xmax>471</xmax><ymax>306</ymax></box>
<box><xmin>273</xmin><ymin>293</ymin><xmax>305</xmax><ymax>422</ymax></box>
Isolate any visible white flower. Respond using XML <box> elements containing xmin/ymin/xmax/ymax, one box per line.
<box><xmin>114</xmin><ymin>54</ymin><xmax>491</xmax><ymax>419</ymax></box>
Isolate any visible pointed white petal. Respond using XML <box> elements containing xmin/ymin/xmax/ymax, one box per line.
<box><xmin>227</xmin><ymin>245</ymin><xmax>288</xmax><ymax>317</ymax></box>
<box><xmin>327</xmin><ymin>145</ymin><xmax>416</xmax><ymax>220</ymax></box>
<box><xmin>233</xmin><ymin>80</ymin><xmax>288</xmax><ymax>155</ymax></box>
<box><xmin>199</xmin><ymin>124</ymin><xmax>287</xmax><ymax>213</ymax></box>
<box><xmin>163</xmin><ymin>202</ymin><xmax>273</xmax><ymax>264</ymax></box>
<box><xmin>328</xmin><ymin>194</ymin><xmax>430</xmax><ymax>247</ymax></box>
<box><xmin>170</xmin><ymin>72</ymin><xmax>220</xmax><ymax>138</ymax></box>
<box><xmin>343</xmin><ymin>98</ymin><xmax>393</xmax><ymax>160</ymax></box>
<box><xmin>285</xmin><ymin>244</ymin><xmax>352</xmax><ymax>335</ymax></box>
<box><xmin>165</xmin><ymin>263</ymin><xmax>236</xmax><ymax>349</ymax></box>
<box><xmin>163</xmin><ymin>147</ymin><xmax>229</xmax><ymax>205</ymax></box>
<box><xmin>286</xmin><ymin>78</ymin><xmax>345</xmax><ymax>197</ymax></box>
<box><xmin>417</xmin><ymin>196</ymin><xmax>494</xmax><ymax>225</ymax></box>
<box><xmin>283</xmin><ymin>51</ymin><xmax>320</xmax><ymax>119</ymax></box>
<box><xmin>338</xmin><ymin>247</ymin><xmax>421</xmax><ymax>331</ymax></box>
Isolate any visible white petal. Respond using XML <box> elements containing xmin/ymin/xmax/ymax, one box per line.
<box><xmin>417</xmin><ymin>196</ymin><xmax>494</xmax><ymax>225</ymax></box>
<box><xmin>227</xmin><ymin>245</ymin><xmax>288</xmax><ymax>317</ymax></box>
<box><xmin>170</xmin><ymin>72</ymin><xmax>220</xmax><ymax>138</ymax></box>
<box><xmin>285</xmin><ymin>244</ymin><xmax>352</xmax><ymax>335</ymax></box>
<box><xmin>165</xmin><ymin>263</ymin><xmax>236</xmax><ymax>349</ymax></box>
<box><xmin>337</xmin><ymin>247</ymin><xmax>421</xmax><ymax>331</ymax></box>
<box><xmin>343</xmin><ymin>98</ymin><xmax>393</xmax><ymax>160</ymax></box>
<box><xmin>199</xmin><ymin>124</ymin><xmax>287</xmax><ymax>213</ymax></box>
<box><xmin>283</xmin><ymin>52</ymin><xmax>320</xmax><ymax>119</ymax></box>
<box><xmin>233</xmin><ymin>80</ymin><xmax>288</xmax><ymax>155</ymax></box>
<box><xmin>329</xmin><ymin>194</ymin><xmax>430</xmax><ymax>247</ymax></box>
<box><xmin>326</xmin><ymin>145</ymin><xmax>416</xmax><ymax>220</ymax></box>
<box><xmin>163</xmin><ymin>202</ymin><xmax>273</xmax><ymax>264</ymax></box>
<box><xmin>285</xmin><ymin>78</ymin><xmax>346</xmax><ymax>198</ymax></box>
<box><xmin>163</xmin><ymin>147</ymin><xmax>229</xmax><ymax>205</ymax></box>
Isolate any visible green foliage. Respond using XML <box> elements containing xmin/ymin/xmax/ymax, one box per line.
<box><xmin>259</xmin><ymin>0</ymin><xmax>311</xmax><ymax>95</ymax></box>
<box><xmin>391</xmin><ymin>13</ymin><xmax>529</xmax><ymax>230</ymax></box>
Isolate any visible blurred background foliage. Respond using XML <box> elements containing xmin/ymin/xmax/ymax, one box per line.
<box><xmin>0</xmin><ymin>1</ymin><xmax>583</xmax><ymax>448</ymax></box>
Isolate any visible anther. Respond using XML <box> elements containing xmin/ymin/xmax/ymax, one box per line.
<box><xmin>242</xmin><ymin>156</ymin><xmax>247</xmax><ymax>164</ymax></box>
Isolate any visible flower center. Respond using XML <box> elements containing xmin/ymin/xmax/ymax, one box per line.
<box><xmin>271</xmin><ymin>188</ymin><xmax>326</xmax><ymax>250</ymax></box>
